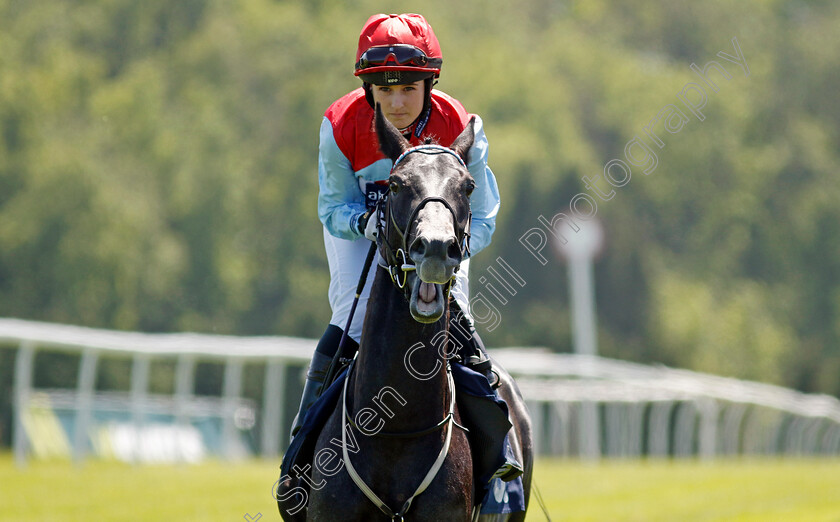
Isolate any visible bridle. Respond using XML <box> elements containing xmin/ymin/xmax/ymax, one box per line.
<box><xmin>375</xmin><ymin>145</ymin><xmax>472</xmax><ymax>295</ymax></box>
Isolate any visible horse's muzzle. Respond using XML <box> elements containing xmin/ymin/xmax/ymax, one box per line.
<box><xmin>409</xmin><ymin>202</ymin><xmax>462</xmax><ymax>284</ymax></box>
<box><xmin>410</xmin><ymin>236</ymin><xmax>461</xmax><ymax>284</ymax></box>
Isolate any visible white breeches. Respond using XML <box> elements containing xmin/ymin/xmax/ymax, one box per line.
<box><xmin>323</xmin><ymin>227</ymin><xmax>472</xmax><ymax>343</ymax></box>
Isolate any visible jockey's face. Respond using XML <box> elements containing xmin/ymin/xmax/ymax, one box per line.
<box><xmin>371</xmin><ymin>81</ymin><xmax>425</xmax><ymax>131</ymax></box>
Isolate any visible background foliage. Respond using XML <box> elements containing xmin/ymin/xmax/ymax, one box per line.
<box><xmin>1</xmin><ymin>0</ymin><xmax>838</xmax><ymax>414</ymax></box>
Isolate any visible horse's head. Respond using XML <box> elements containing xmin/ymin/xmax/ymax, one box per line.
<box><xmin>374</xmin><ymin>104</ymin><xmax>475</xmax><ymax>324</ymax></box>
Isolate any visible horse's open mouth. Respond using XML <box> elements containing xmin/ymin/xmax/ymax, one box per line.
<box><xmin>409</xmin><ymin>278</ymin><xmax>445</xmax><ymax>323</ymax></box>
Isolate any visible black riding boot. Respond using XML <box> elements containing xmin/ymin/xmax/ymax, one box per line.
<box><xmin>449</xmin><ymin>308</ymin><xmax>524</xmax><ymax>483</ymax></box>
<box><xmin>289</xmin><ymin>351</ymin><xmax>332</xmax><ymax>439</ymax></box>
<box><xmin>289</xmin><ymin>325</ymin><xmax>357</xmax><ymax>439</ymax></box>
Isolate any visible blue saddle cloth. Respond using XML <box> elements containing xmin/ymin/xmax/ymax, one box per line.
<box><xmin>279</xmin><ymin>364</ymin><xmax>524</xmax><ymax>515</ymax></box>
<box><xmin>280</xmin><ymin>367</ymin><xmax>348</xmax><ymax>483</ymax></box>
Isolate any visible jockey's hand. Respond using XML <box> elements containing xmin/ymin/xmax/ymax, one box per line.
<box><xmin>357</xmin><ymin>209</ymin><xmax>378</xmax><ymax>241</ymax></box>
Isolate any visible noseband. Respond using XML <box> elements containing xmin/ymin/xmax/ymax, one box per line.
<box><xmin>376</xmin><ymin>145</ymin><xmax>472</xmax><ymax>292</ymax></box>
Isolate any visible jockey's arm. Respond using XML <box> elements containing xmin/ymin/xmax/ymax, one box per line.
<box><xmin>464</xmin><ymin>115</ymin><xmax>500</xmax><ymax>257</ymax></box>
<box><xmin>317</xmin><ymin>117</ymin><xmax>367</xmax><ymax>240</ymax></box>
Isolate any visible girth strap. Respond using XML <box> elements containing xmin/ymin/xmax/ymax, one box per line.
<box><xmin>340</xmin><ymin>359</ymin><xmax>457</xmax><ymax>519</ymax></box>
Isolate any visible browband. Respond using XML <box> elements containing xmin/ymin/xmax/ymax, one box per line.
<box><xmin>391</xmin><ymin>145</ymin><xmax>467</xmax><ymax>173</ymax></box>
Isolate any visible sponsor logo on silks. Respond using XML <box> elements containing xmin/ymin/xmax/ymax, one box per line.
<box><xmin>365</xmin><ymin>181</ymin><xmax>389</xmax><ymax>209</ymax></box>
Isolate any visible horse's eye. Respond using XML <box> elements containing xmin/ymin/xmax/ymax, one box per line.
<box><xmin>465</xmin><ymin>180</ymin><xmax>476</xmax><ymax>196</ymax></box>
<box><xmin>390</xmin><ymin>181</ymin><xmax>401</xmax><ymax>194</ymax></box>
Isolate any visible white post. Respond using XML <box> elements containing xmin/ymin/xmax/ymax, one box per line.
<box><xmin>222</xmin><ymin>358</ymin><xmax>244</xmax><ymax>460</ymax></box>
<box><xmin>527</xmin><ymin>400</ymin><xmax>543</xmax><ymax>456</ymax></box>
<box><xmin>130</xmin><ymin>354</ymin><xmax>151</xmax><ymax>463</ymax></box>
<box><xmin>556</xmin><ymin>218</ymin><xmax>604</xmax><ymax>460</ymax></box>
<box><xmin>74</xmin><ymin>348</ymin><xmax>98</xmax><ymax>465</ymax></box>
<box><xmin>13</xmin><ymin>342</ymin><xmax>35</xmax><ymax>468</ymax></box>
<box><xmin>568</xmin><ymin>257</ymin><xmax>598</xmax><ymax>356</ymax></box>
<box><xmin>174</xmin><ymin>354</ymin><xmax>195</xmax><ymax>429</ymax></box>
<box><xmin>261</xmin><ymin>360</ymin><xmax>286</xmax><ymax>458</ymax></box>
<box><xmin>648</xmin><ymin>401</ymin><xmax>675</xmax><ymax>457</ymax></box>
<box><xmin>569</xmin><ymin>254</ymin><xmax>601</xmax><ymax>459</ymax></box>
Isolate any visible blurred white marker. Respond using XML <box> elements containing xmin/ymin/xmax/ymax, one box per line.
<box><xmin>556</xmin><ymin>217</ymin><xmax>604</xmax><ymax>460</ymax></box>
<box><xmin>556</xmin><ymin>218</ymin><xmax>604</xmax><ymax>356</ymax></box>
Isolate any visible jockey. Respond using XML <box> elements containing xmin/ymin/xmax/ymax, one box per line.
<box><xmin>291</xmin><ymin>13</ymin><xmax>523</xmax><ymax>483</ymax></box>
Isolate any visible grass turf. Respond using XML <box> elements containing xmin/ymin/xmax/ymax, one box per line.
<box><xmin>1</xmin><ymin>454</ymin><xmax>838</xmax><ymax>521</ymax></box>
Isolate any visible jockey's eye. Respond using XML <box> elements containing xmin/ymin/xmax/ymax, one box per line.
<box><xmin>465</xmin><ymin>179</ymin><xmax>476</xmax><ymax>197</ymax></box>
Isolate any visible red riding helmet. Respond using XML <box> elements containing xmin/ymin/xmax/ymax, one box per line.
<box><xmin>354</xmin><ymin>13</ymin><xmax>443</xmax><ymax>85</ymax></box>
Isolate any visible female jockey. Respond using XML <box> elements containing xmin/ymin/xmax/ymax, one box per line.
<box><xmin>291</xmin><ymin>13</ymin><xmax>522</xmax><ymax>483</ymax></box>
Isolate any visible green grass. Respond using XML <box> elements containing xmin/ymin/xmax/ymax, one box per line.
<box><xmin>1</xmin><ymin>454</ymin><xmax>839</xmax><ymax>521</ymax></box>
<box><xmin>529</xmin><ymin>458</ymin><xmax>840</xmax><ymax>521</ymax></box>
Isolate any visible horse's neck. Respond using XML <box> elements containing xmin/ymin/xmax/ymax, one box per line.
<box><xmin>352</xmin><ymin>270</ymin><xmax>449</xmax><ymax>432</ymax></box>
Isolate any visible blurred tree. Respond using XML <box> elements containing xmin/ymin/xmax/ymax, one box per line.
<box><xmin>0</xmin><ymin>0</ymin><xmax>838</xmax><ymax>404</ymax></box>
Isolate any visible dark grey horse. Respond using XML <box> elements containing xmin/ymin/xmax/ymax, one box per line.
<box><xmin>280</xmin><ymin>105</ymin><xmax>532</xmax><ymax>521</ymax></box>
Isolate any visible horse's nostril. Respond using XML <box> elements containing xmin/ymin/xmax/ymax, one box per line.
<box><xmin>446</xmin><ymin>239</ymin><xmax>461</xmax><ymax>261</ymax></box>
<box><xmin>410</xmin><ymin>237</ymin><xmax>427</xmax><ymax>259</ymax></box>
<box><xmin>412</xmin><ymin>235</ymin><xmax>461</xmax><ymax>265</ymax></box>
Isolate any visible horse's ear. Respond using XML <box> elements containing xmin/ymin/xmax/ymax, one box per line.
<box><xmin>450</xmin><ymin>117</ymin><xmax>475</xmax><ymax>165</ymax></box>
<box><xmin>375</xmin><ymin>103</ymin><xmax>409</xmax><ymax>162</ymax></box>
